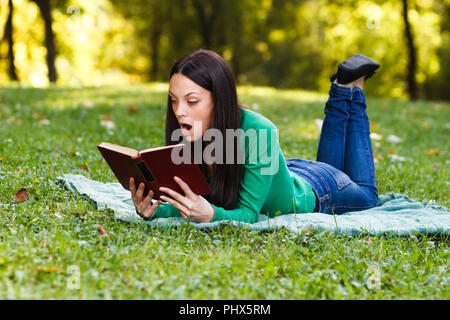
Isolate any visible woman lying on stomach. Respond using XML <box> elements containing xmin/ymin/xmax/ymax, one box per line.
<box><xmin>130</xmin><ymin>49</ymin><xmax>380</xmax><ymax>224</ymax></box>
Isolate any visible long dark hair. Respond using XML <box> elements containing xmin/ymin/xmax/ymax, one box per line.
<box><xmin>165</xmin><ymin>49</ymin><xmax>244</xmax><ymax>210</ymax></box>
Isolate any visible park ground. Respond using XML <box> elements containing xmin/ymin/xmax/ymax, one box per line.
<box><xmin>0</xmin><ymin>84</ymin><xmax>448</xmax><ymax>299</ymax></box>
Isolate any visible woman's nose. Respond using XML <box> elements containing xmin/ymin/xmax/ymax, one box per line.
<box><xmin>176</xmin><ymin>102</ymin><xmax>189</xmax><ymax>117</ymax></box>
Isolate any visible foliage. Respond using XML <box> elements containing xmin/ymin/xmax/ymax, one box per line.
<box><xmin>0</xmin><ymin>0</ymin><xmax>448</xmax><ymax>99</ymax></box>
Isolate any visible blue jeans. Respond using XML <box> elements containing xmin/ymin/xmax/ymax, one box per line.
<box><xmin>286</xmin><ymin>82</ymin><xmax>378</xmax><ymax>214</ymax></box>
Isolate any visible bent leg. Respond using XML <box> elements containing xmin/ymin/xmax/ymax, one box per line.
<box><xmin>344</xmin><ymin>86</ymin><xmax>378</xmax><ymax>199</ymax></box>
<box><xmin>316</xmin><ymin>82</ymin><xmax>351</xmax><ymax>171</ymax></box>
<box><xmin>316</xmin><ymin>82</ymin><xmax>378</xmax><ymax>210</ymax></box>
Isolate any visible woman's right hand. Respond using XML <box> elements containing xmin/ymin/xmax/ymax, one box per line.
<box><xmin>129</xmin><ymin>177</ymin><xmax>162</xmax><ymax>220</ymax></box>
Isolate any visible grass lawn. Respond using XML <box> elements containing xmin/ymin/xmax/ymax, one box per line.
<box><xmin>0</xmin><ymin>83</ymin><xmax>448</xmax><ymax>299</ymax></box>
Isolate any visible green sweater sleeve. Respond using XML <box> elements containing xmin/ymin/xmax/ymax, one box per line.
<box><xmin>210</xmin><ymin>125</ymin><xmax>278</xmax><ymax>224</ymax></box>
<box><xmin>152</xmin><ymin>201</ymin><xmax>181</xmax><ymax>219</ymax></box>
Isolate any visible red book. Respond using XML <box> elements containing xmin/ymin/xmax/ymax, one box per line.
<box><xmin>97</xmin><ymin>142</ymin><xmax>212</xmax><ymax>201</ymax></box>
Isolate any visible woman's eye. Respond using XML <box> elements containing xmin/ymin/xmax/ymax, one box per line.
<box><xmin>188</xmin><ymin>101</ymin><xmax>198</xmax><ymax>105</ymax></box>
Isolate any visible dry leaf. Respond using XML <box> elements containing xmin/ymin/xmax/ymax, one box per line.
<box><xmin>426</xmin><ymin>149</ymin><xmax>440</xmax><ymax>156</ymax></box>
<box><xmin>380</xmin><ymin>103</ymin><xmax>388</xmax><ymax>110</ymax></box>
<box><xmin>101</xmin><ymin>114</ymin><xmax>112</xmax><ymax>121</ymax></box>
<box><xmin>97</xmin><ymin>225</ymin><xmax>108</xmax><ymax>237</ymax></box>
<box><xmin>78</xmin><ymin>165</ymin><xmax>89</xmax><ymax>171</ymax></box>
<box><xmin>422</xmin><ymin>121</ymin><xmax>430</xmax><ymax>129</ymax></box>
<box><xmin>304</xmin><ymin>227</ymin><xmax>313</xmax><ymax>236</ymax></box>
<box><xmin>431</xmin><ymin>163</ymin><xmax>442</xmax><ymax>168</ymax></box>
<box><xmin>128</xmin><ymin>105</ymin><xmax>138</xmax><ymax>113</ymax></box>
<box><xmin>39</xmin><ymin>119</ymin><xmax>51</xmax><ymax>125</ymax></box>
<box><xmin>373</xmin><ymin>154</ymin><xmax>383</xmax><ymax>164</ymax></box>
<box><xmin>0</xmin><ymin>157</ymin><xmax>3</xmax><ymax>161</ymax></box>
<box><xmin>33</xmin><ymin>266</ymin><xmax>61</xmax><ymax>273</ymax></box>
<box><xmin>368</xmin><ymin>237</ymin><xmax>373</xmax><ymax>244</ymax></box>
<box><xmin>387</xmin><ymin>147</ymin><xmax>396</xmax><ymax>154</ymax></box>
<box><xmin>369</xmin><ymin>121</ymin><xmax>379</xmax><ymax>131</ymax></box>
<box><xmin>17</xmin><ymin>168</ymin><xmax>24</xmax><ymax>174</ymax></box>
<box><xmin>14</xmin><ymin>188</ymin><xmax>29</xmax><ymax>202</ymax></box>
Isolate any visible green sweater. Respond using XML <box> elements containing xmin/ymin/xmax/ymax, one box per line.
<box><xmin>152</xmin><ymin>107</ymin><xmax>317</xmax><ymax>223</ymax></box>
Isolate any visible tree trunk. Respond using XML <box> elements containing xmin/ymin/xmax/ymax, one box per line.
<box><xmin>191</xmin><ymin>0</ymin><xmax>221</xmax><ymax>49</ymax></box>
<box><xmin>150</xmin><ymin>25</ymin><xmax>162</xmax><ymax>80</ymax></box>
<box><xmin>3</xmin><ymin>0</ymin><xmax>18</xmax><ymax>81</ymax></box>
<box><xmin>402</xmin><ymin>0</ymin><xmax>418</xmax><ymax>100</ymax></box>
<box><xmin>32</xmin><ymin>0</ymin><xmax>57</xmax><ymax>82</ymax></box>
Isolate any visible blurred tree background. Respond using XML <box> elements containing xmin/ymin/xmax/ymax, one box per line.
<box><xmin>0</xmin><ymin>0</ymin><xmax>448</xmax><ymax>100</ymax></box>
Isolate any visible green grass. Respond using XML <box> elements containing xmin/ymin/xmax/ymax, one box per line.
<box><xmin>0</xmin><ymin>83</ymin><xmax>448</xmax><ymax>299</ymax></box>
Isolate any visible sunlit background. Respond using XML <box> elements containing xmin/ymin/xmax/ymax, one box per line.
<box><xmin>0</xmin><ymin>0</ymin><xmax>448</xmax><ymax>100</ymax></box>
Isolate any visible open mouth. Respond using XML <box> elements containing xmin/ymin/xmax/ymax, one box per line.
<box><xmin>180</xmin><ymin>123</ymin><xmax>192</xmax><ymax>130</ymax></box>
<box><xmin>180</xmin><ymin>123</ymin><xmax>193</xmax><ymax>135</ymax></box>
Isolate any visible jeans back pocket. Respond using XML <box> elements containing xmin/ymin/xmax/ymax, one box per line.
<box><xmin>315</xmin><ymin>162</ymin><xmax>352</xmax><ymax>190</ymax></box>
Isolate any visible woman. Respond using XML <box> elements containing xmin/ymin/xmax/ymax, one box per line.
<box><xmin>129</xmin><ymin>49</ymin><xmax>380</xmax><ymax>223</ymax></box>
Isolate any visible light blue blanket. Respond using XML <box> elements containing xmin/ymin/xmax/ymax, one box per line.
<box><xmin>57</xmin><ymin>174</ymin><xmax>450</xmax><ymax>236</ymax></box>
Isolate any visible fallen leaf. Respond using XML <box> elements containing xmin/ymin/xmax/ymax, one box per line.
<box><xmin>426</xmin><ymin>149</ymin><xmax>440</xmax><ymax>156</ymax></box>
<box><xmin>304</xmin><ymin>227</ymin><xmax>313</xmax><ymax>236</ymax></box>
<box><xmin>431</xmin><ymin>163</ymin><xmax>442</xmax><ymax>168</ymax></box>
<box><xmin>373</xmin><ymin>154</ymin><xmax>383</xmax><ymax>164</ymax></box>
<box><xmin>380</xmin><ymin>103</ymin><xmax>388</xmax><ymax>110</ymax></box>
<box><xmin>128</xmin><ymin>105</ymin><xmax>138</xmax><ymax>113</ymax></box>
<box><xmin>97</xmin><ymin>225</ymin><xmax>108</xmax><ymax>237</ymax></box>
<box><xmin>14</xmin><ymin>188</ymin><xmax>29</xmax><ymax>202</ymax></box>
<box><xmin>387</xmin><ymin>148</ymin><xmax>396</xmax><ymax>154</ymax></box>
<box><xmin>33</xmin><ymin>266</ymin><xmax>61</xmax><ymax>273</ymax></box>
<box><xmin>0</xmin><ymin>157</ymin><xmax>3</xmax><ymax>161</ymax></box>
<box><xmin>101</xmin><ymin>114</ymin><xmax>112</xmax><ymax>121</ymax></box>
<box><xmin>369</xmin><ymin>121</ymin><xmax>379</xmax><ymax>131</ymax></box>
<box><xmin>39</xmin><ymin>119</ymin><xmax>51</xmax><ymax>125</ymax></box>
<box><xmin>422</xmin><ymin>121</ymin><xmax>430</xmax><ymax>129</ymax></box>
<box><xmin>368</xmin><ymin>237</ymin><xmax>373</xmax><ymax>244</ymax></box>
<box><xmin>78</xmin><ymin>164</ymin><xmax>89</xmax><ymax>171</ymax></box>
<box><xmin>32</xmin><ymin>112</ymin><xmax>42</xmax><ymax>119</ymax></box>
<box><xmin>17</xmin><ymin>168</ymin><xmax>24</xmax><ymax>174</ymax></box>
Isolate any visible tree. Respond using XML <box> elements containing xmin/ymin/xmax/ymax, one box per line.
<box><xmin>402</xmin><ymin>0</ymin><xmax>418</xmax><ymax>100</ymax></box>
<box><xmin>30</xmin><ymin>0</ymin><xmax>57</xmax><ymax>82</ymax></box>
<box><xmin>2</xmin><ymin>0</ymin><xmax>18</xmax><ymax>81</ymax></box>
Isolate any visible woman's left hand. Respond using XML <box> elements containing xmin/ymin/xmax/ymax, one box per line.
<box><xmin>159</xmin><ymin>176</ymin><xmax>215</xmax><ymax>223</ymax></box>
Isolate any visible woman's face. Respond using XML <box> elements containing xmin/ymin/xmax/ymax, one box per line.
<box><xmin>169</xmin><ymin>73</ymin><xmax>214</xmax><ymax>142</ymax></box>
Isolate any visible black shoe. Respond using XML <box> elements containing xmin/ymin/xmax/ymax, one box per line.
<box><xmin>330</xmin><ymin>53</ymin><xmax>380</xmax><ymax>84</ymax></box>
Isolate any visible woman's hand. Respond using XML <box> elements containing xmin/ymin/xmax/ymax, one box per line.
<box><xmin>129</xmin><ymin>177</ymin><xmax>163</xmax><ymax>220</ymax></box>
<box><xmin>159</xmin><ymin>176</ymin><xmax>215</xmax><ymax>223</ymax></box>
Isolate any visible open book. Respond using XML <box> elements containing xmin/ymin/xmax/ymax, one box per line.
<box><xmin>97</xmin><ymin>142</ymin><xmax>212</xmax><ymax>201</ymax></box>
